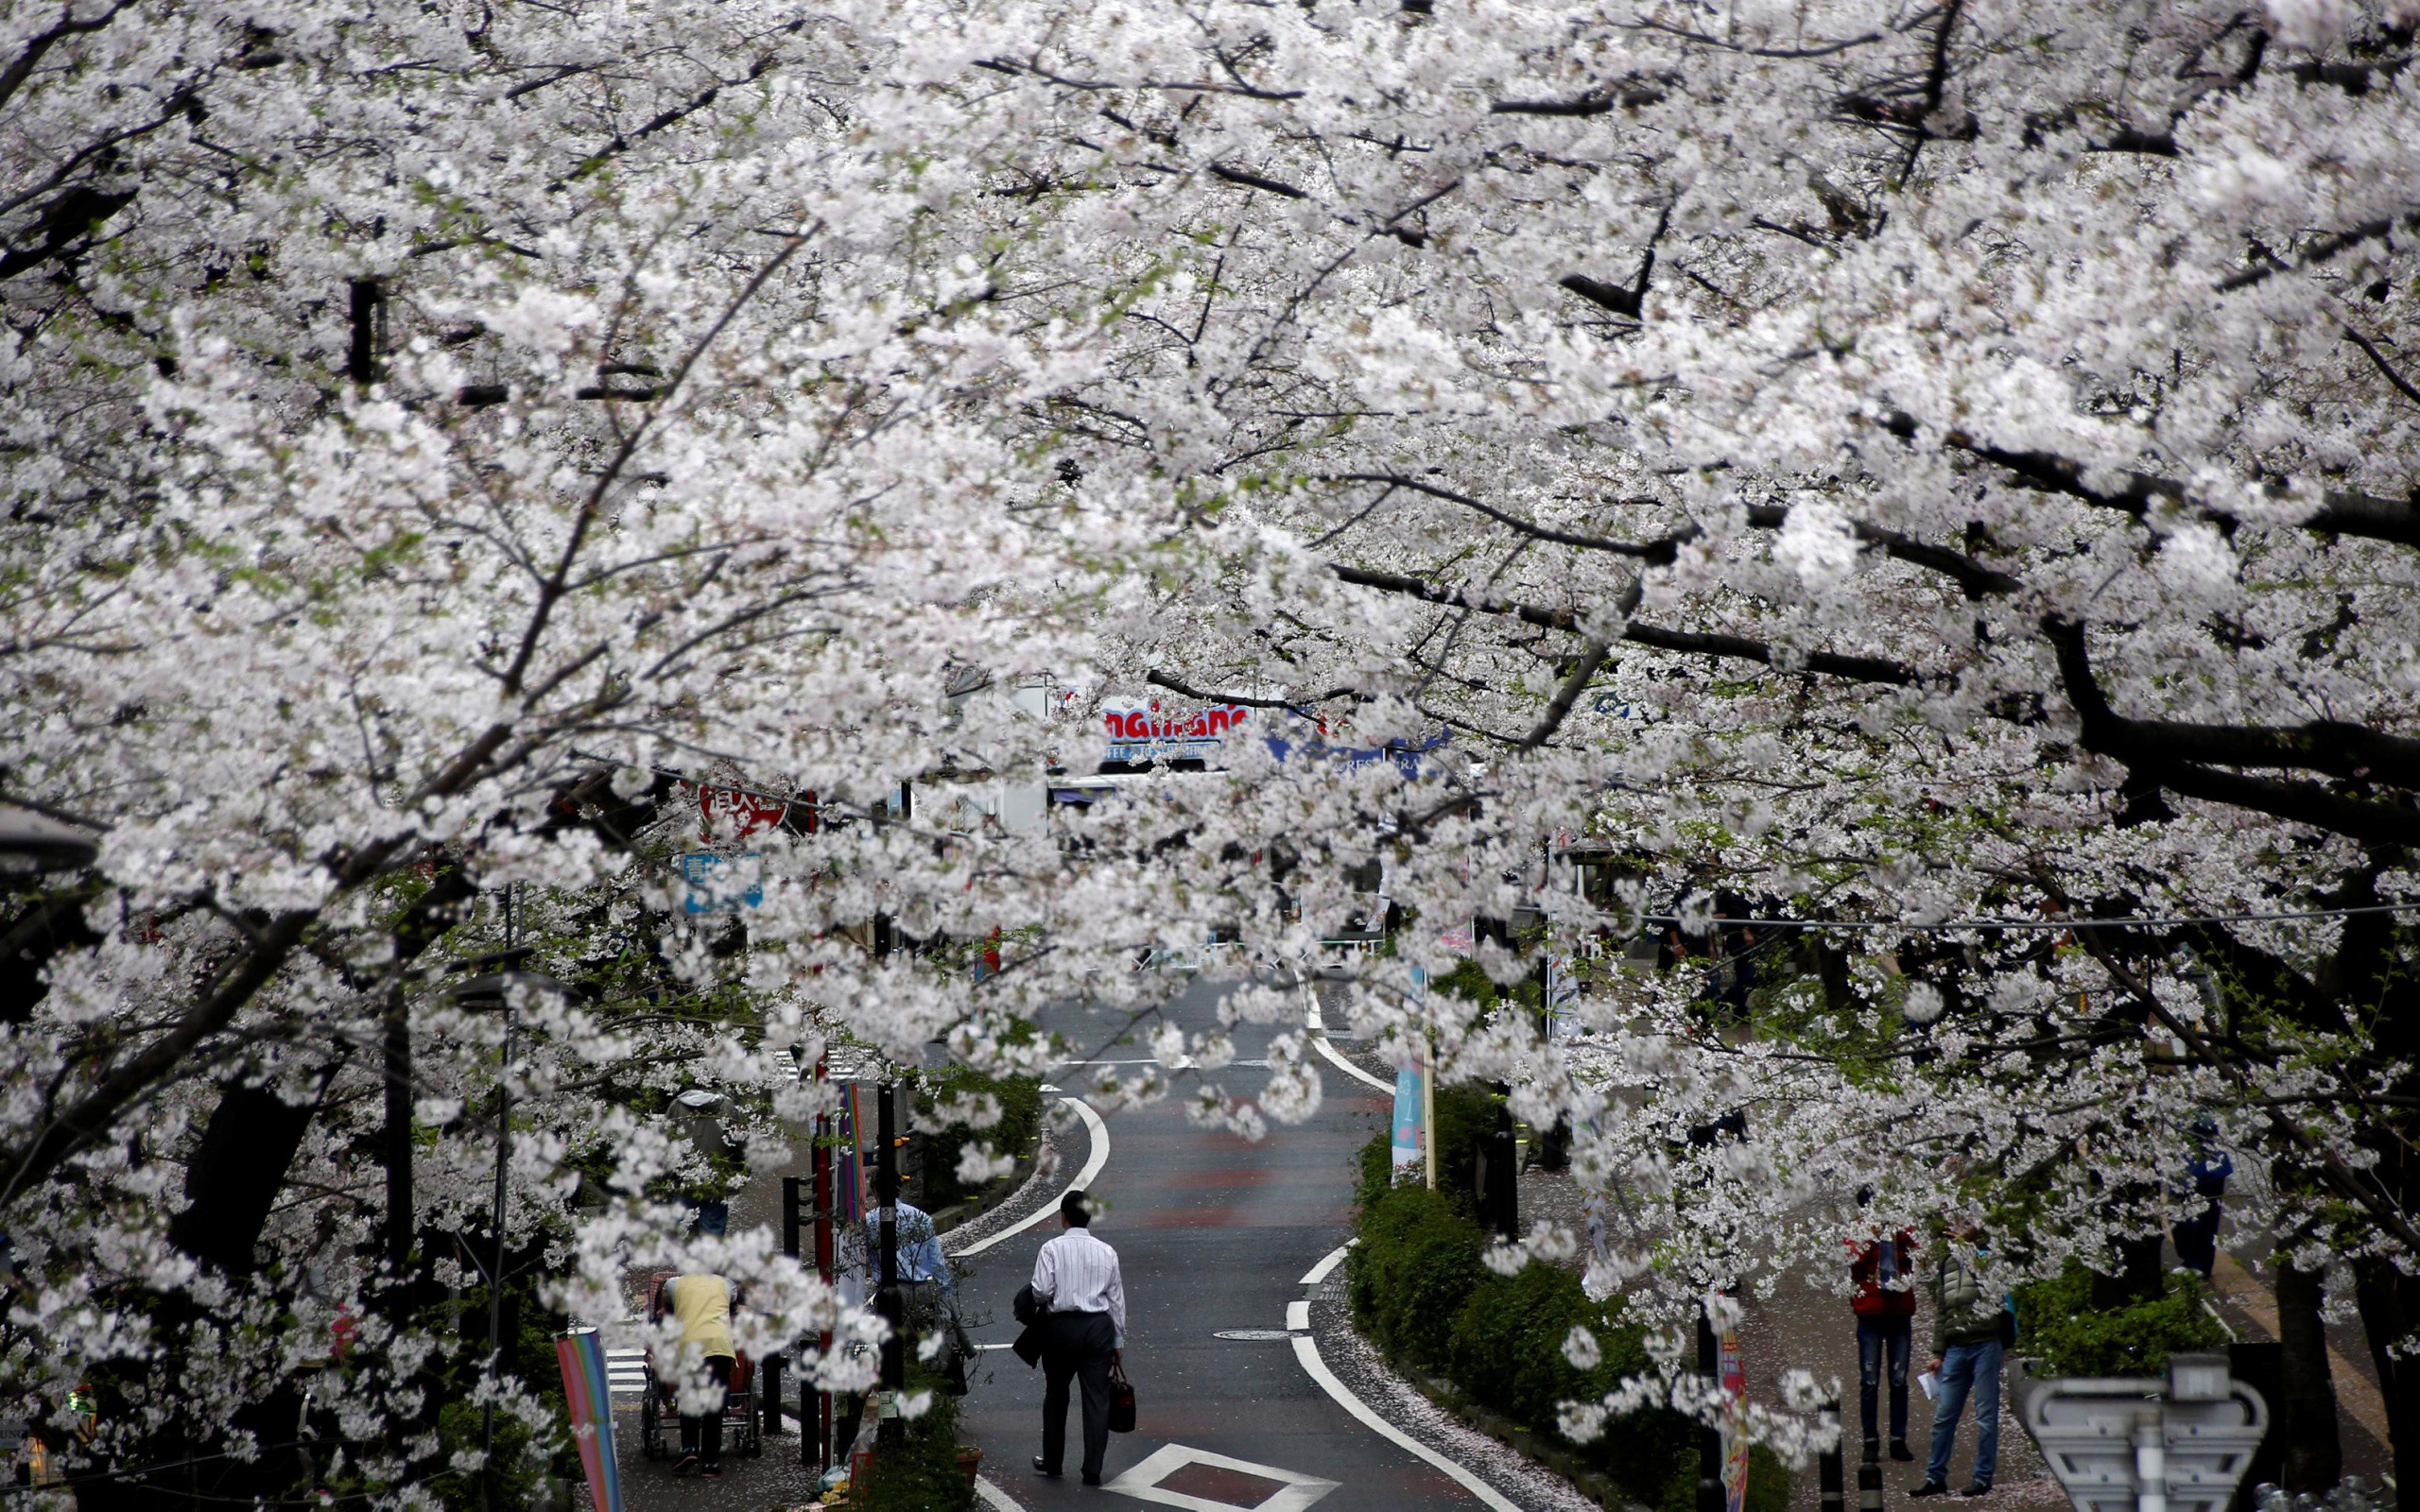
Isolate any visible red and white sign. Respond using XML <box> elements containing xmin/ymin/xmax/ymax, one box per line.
<box><xmin>698</xmin><ymin>783</ymin><xmax>787</xmax><ymax>842</ymax></box>
<box><xmin>1098</xmin><ymin>700</ymin><xmax>1253</xmax><ymax>742</ymax></box>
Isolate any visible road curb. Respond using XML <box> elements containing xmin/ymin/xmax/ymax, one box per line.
<box><xmin>946</xmin><ymin>1096</ymin><xmax>1108</xmax><ymax>1259</ymax></box>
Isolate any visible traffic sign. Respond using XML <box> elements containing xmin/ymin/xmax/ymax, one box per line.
<box><xmin>678</xmin><ymin>851</ymin><xmax>764</xmax><ymax>914</ymax></box>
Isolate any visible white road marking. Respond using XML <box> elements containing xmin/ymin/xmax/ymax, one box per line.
<box><xmin>1106</xmin><ymin>1442</ymin><xmax>1339</xmax><ymax>1512</ymax></box>
<box><xmin>1304</xmin><ymin>985</ymin><xmax>1392</xmax><ymax>1092</ymax></box>
<box><xmin>1299</xmin><ymin>1241</ymin><xmax>1356</xmax><ymax>1287</ymax></box>
<box><xmin>1051</xmin><ymin>1057</ymin><xmax>1271</xmax><ymax>1068</ymax></box>
<box><xmin>975</xmin><ymin>1474</ymin><xmax>1024</xmax><ymax>1510</ymax></box>
<box><xmin>1287</xmin><ymin>1245</ymin><xmax>1521</xmax><ymax>1512</ymax></box>
<box><xmin>1286</xmin><ymin>1299</ymin><xmax>1310</xmax><ymax>1332</ymax></box>
<box><xmin>605</xmin><ymin>1346</ymin><xmax>648</xmax><ymax>1400</ymax></box>
<box><xmin>945</xmin><ymin>1096</ymin><xmax>1109</xmax><ymax>1258</ymax></box>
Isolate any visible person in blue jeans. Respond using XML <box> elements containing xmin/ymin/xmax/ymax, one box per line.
<box><xmin>1910</xmin><ymin>1224</ymin><xmax>2006</xmax><ymax>1499</ymax></box>
<box><xmin>1847</xmin><ymin>1196</ymin><xmax>1917</xmax><ymax>1461</ymax></box>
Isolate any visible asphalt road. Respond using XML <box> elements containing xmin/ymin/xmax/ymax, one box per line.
<box><xmin>957</xmin><ymin>971</ymin><xmax>1478</xmax><ymax>1510</ymax></box>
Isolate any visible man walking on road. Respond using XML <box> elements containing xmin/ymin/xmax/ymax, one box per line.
<box><xmin>1910</xmin><ymin>1221</ymin><xmax>2006</xmax><ymax>1500</ymax></box>
<box><xmin>1030</xmin><ymin>1190</ymin><xmax>1125</xmax><ymax>1486</ymax></box>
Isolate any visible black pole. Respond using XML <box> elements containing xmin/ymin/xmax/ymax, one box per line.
<box><xmin>1858</xmin><ymin>1435</ymin><xmax>1885</xmax><ymax>1512</ymax></box>
<box><xmin>783</xmin><ymin>1176</ymin><xmax>805</xmax><ymax>1259</ymax></box>
<box><xmin>1820</xmin><ymin>1399</ymin><xmax>1845</xmax><ymax>1512</ymax></box>
<box><xmin>382</xmin><ymin>984</ymin><xmax>413</xmax><ymax>1277</ymax></box>
<box><xmin>1485</xmin><ymin>1096</ymin><xmax>1518</xmax><ymax>1240</ymax></box>
<box><xmin>482</xmin><ymin>884</ymin><xmax>517</xmax><ymax>1503</ymax></box>
<box><xmin>875</xmin><ymin>1080</ymin><xmax>904</xmax><ymax>1444</ymax></box>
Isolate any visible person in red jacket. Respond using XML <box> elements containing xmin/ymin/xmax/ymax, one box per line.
<box><xmin>1848</xmin><ymin>1188</ymin><xmax>1917</xmax><ymax>1463</ymax></box>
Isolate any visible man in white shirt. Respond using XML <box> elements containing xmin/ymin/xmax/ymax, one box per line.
<box><xmin>1029</xmin><ymin>1189</ymin><xmax>1125</xmax><ymax>1486</ymax></box>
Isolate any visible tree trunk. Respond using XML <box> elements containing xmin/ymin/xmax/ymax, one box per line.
<box><xmin>2091</xmin><ymin>1231</ymin><xmax>2167</xmax><ymax>1309</ymax></box>
<box><xmin>2352</xmin><ymin>1255</ymin><xmax>2420</xmax><ymax>1495</ymax></box>
<box><xmin>2275</xmin><ymin>1261</ymin><xmax>2342</xmax><ymax>1492</ymax></box>
<box><xmin>79</xmin><ymin>1082</ymin><xmax>325</xmax><ymax>1511</ymax></box>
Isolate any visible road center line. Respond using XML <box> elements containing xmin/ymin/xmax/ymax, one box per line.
<box><xmin>946</xmin><ymin>1095</ymin><xmax>1109</xmax><ymax>1258</ymax></box>
<box><xmin>1288</xmin><ymin>1244</ymin><xmax>1521</xmax><ymax>1512</ymax></box>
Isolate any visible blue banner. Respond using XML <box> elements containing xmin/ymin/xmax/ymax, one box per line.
<box><xmin>1391</xmin><ymin>966</ymin><xmax>1429</xmax><ymax>1181</ymax></box>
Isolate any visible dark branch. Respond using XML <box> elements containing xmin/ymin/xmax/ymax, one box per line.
<box><xmin>2216</xmin><ymin>208</ymin><xmax>2420</xmax><ymax>292</ymax></box>
<box><xmin>1208</xmin><ymin>163</ymin><xmax>1308</xmax><ymax>199</ymax></box>
<box><xmin>1145</xmin><ymin>669</ymin><xmax>1359</xmax><ymax>712</ymax></box>
<box><xmin>1949</xmin><ymin>432</ymin><xmax>2420</xmax><ymax>551</ymax></box>
<box><xmin>1328</xmin><ymin>562</ymin><xmax>1920</xmax><ymax>685</ymax></box>
<box><xmin>2345</xmin><ymin>326</ymin><xmax>2420</xmax><ymax>410</ymax></box>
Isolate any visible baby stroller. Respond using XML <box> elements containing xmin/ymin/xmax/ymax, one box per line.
<box><xmin>638</xmin><ymin>1272</ymin><xmax>763</xmax><ymax>1462</ymax></box>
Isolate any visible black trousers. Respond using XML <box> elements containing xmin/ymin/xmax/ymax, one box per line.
<box><xmin>1040</xmin><ymin>1311</ymin><xmax>1116</xmax><ymax>1478</ymax></box>
<box><xmin>678</xmin><ymin>1355</ymin><xmax>733</xmax><ymax>1466</ymax></box>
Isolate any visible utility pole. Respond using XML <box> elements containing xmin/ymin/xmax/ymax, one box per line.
<box><xmin>382</xmin><ymin>981</ymin><xmax>412</xmax><ymax>1278</ymax></box>
<box><xmin>807</xmin><ymin>1054</ymin><xmax>836</xmax><ymax>1471</ymax></box>
<box><xmin>482</xmin><ymin>883</ymin><xmax>518</xmax><ymax>1506</ymax></box>
<box><xmin>874</xmin><ymin>1080</ymin><xmax>905</xmax><ymax>1445</ymax></box>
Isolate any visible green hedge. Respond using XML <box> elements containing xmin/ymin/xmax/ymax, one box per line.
<box><xmin>1349</xmin><ymin>1134</ymin><xmax>1712</xmax><ymax>1508</ymax></box>
<box><xmin>1351</xmin><ymin>1185</ymin><xmax>1489</xmax><ymax>1368</ymax></box>
<box><xmin>915</xmin><ymin>1070</ymin><xmax>1044</xmax><ymax>1213</ymax></box>
<box><xmin>2013</xmin><ymin>1263</ymin><xmax>2226</xmax><ymax>1375</ymax></box>
<box><xmin>854</xmin><ymin>1375</ymin><xmax>976</xmax><ymax>1512</ymax></box>
<box><xmin>1354</xmin><ymin>1078</ymin><xmax>1500</xmax><ymax>1208</ymax></box>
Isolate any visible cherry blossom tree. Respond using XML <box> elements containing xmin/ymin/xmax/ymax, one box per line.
<box><xmin>11</xmin><ymin>0</ymin><xmax>2420</xmax><ymax>1499</ymax></box>
<box><xmin>923</xmin><ymin>0</ymin><xmax>2420</xmax><ymax>1482</ymax></box>
<box><xmin>0</xmin><ymin>0</ymin><xmax>1150</xmax><ymax>1500</ymax></box>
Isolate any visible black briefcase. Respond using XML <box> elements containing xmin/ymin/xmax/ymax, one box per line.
<box><xmin>1107</xmin><ymin>1359</ymin><xmax>1136</xmax><ymax>1434</ymax></box>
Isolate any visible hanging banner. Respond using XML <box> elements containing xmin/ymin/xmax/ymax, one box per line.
<box><xmin>836</xmin><ymin>1084</ymin><xmax>865</xmax><ymax>1226</ymax></box>
<box><xmin>1720</xmin><ymin>1323</ymin><xmax>1748</xmax><ymax>1512</ymax></box>
<box><xmin>1547</xmin><ymin>954</ymin><xmax>1582</xmax><ymax>1038</ymax></box>
<box><xmin>556</xmin><ymin>1328</ymin><xmax>624</xmax><ymax>1512</ymax></box>
<box><xmin>1391</xmin><ymin>966</ymin><xmax>1429</xmax><ymax>1183</ymax></box>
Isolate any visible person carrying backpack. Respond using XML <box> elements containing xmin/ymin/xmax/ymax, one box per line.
<box><xmin>1910</xmin><ymin>1221</ymin><xmax>2008</xmax><ymax>1500</ymax></box>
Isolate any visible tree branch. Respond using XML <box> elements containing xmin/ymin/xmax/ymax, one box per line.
<box><xmin>1949</xmin><ymin>432</ymin><xmax>2420</xmax><ymax>550</ymax></box>
<box><xmin>1328</xmin><ymin>562</ymin><xmax>1920</xmax><ymax>685</ymax></box>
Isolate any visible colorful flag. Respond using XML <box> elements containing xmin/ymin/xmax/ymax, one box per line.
<box><xmin>555</xmin><ymin>1328</ymin><xmax>622</xmax><ymax>1512</ymax></box>
<box><xmin>1392</xmin><ymin>966</ymin><xmax>1429</xmax><ymax>1184</ymax></box>
<box><xmin>836</xmin><ymin>1083</ymin><xmax>864</xmax><ymax>1225</ymax></box>
<box><xmin>1720</xmin><ymin>1323</ymin><xmax>1747</xmax><ymax>1512</ymax></box>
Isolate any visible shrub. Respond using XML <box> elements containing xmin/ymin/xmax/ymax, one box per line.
<box><xmin>1445</xmin><ymin>1263</ymin><xmax>1694</xmax><ymax>1504</ymax></box>
<box><xmin>2013</xmin><ymin>1263</ymin><xmax>2226</xmax><ymax>1375</ymax></box>
<box><xmin>1349</xmin><ymin>1183</ymin><xmax>1487</xmax><ymax>1371</ymax></box>
<box><xmin>1651</xmin><ymin>1441</ymin><xmax>1791</xmax><ymax>1512</ymax></box>
<box><xmin>1432</xmin><ymin>1081</ymin><xmax>1498</xmax><ymax>1199</ymax></box>
<box><xmin>853</xmin><ymin>1378</ymin><xmax>975</xmax><ymax>1512</ymax></box>
<box><xmin>915</xmin><ymin>1070</ymin><xmax>1044</xmax><ymax>1212</ymax></box>
<box><xmin>1351</xmin><ymin>1082</ymin><xmax>1497</xmax><ymax>1207</ymax></box>
<box><xmin>1353</xmin><ymin>1134</ymin><xmax>1700</xmax><ymax>1507</ymax></box>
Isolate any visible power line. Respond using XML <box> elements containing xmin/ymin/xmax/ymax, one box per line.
<box><xmin>1633</xmin><ymin>901</ymin><xmax>2420</xmax><ymax>933</ymax></box>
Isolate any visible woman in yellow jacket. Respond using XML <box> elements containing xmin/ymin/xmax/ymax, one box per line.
<box><xmin>656</xmin><ymin>1273</ymin><xmax>739</xmax><ymax>1479</ymax></box>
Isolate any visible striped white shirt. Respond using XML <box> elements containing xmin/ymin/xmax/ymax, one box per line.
<box><xmin>1031</xmin><ymin>1227</ymin><xmax>1126</xmax><ymax>1349</ymax></box>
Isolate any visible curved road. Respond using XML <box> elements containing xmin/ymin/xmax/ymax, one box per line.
<box><xmin>959</xmin><ymin>971</ymin><xmax>1479</xmax><ymax>1510</ymax></box>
